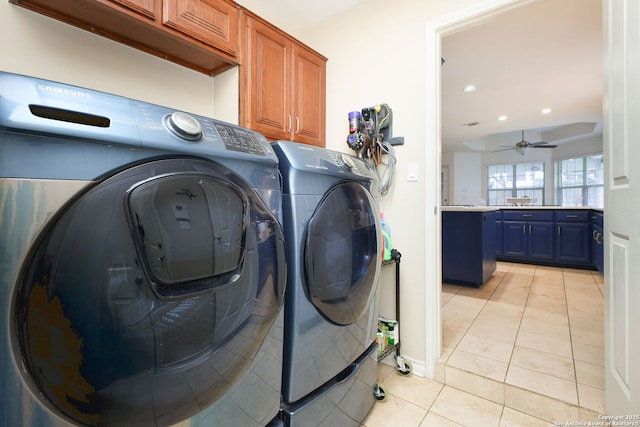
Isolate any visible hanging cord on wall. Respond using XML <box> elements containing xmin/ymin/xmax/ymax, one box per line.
<box><xmin>375</xmin><ymin>140</ymin><xmax>396</xmax><ymax>195</ymax></box>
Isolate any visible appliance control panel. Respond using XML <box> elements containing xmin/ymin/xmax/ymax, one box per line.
<box><xmin>0</xmin><ymin>71</ymin><xmax>275</xmax><ymax>161</ymax></box>
<box><xmin>213</xmin><ymin>122</ymin><xmax>266</xmax><ymax>156</ymax></box>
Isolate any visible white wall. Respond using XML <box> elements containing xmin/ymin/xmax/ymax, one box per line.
<box><xmin>299</xmin><ymin>0</ymin><xmax>481</xmax><ymax>376</ymax></box>
<box><xmin>453</xmin><ymin>152</ymin><xmax>483</xmax><ymax>205</ymax></box>
<box><xmin>1</xmin><ymin>3</ymin><xmax>226</xmax><ymax>118</ymax></box>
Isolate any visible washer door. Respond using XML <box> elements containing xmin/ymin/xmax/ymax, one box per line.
<box><xmin>12</xmin><ymin>158</ymin><xmax>286</xmax><ymax>426</ymax></box>
<box><xmin>304</xmin><ymin>181</ymin><xmax>380</xmax><ymax>325</ymax></box>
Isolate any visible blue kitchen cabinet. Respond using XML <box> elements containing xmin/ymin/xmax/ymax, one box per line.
<box><xmin>554</xmin><ymin>211</ymin><xmax>591</xmax><ymax>266</ymax></box>
<box><xmin>555</xmin><ymin>222</ymin><xmax>591</xmax><ymax>265</ymax></box>
<box><xmin>502</xmin><ymin>221</ymin><xmax>528</xmax><ymax>258</ymax></box>
<box><xmin>501</xmin><ymin>211</ymin><xmax>554</xmax><ymax>262</ymax></box>
<box><xmin>442</xmin><ymin>209</ymin><xmax>497</xmax><ymax>287</ymax></box>
<box><xmin>591</xmin><ymin>211</ymin><xmax>604</xmax><ymax>273</ymax></box>
<box><xmin>495</xmin><ymin>211</ymin><xmax>503</xmax><ymax>257</ymax></box>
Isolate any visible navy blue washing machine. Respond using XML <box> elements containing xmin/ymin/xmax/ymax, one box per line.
<box><xmin>0</xmin><ymin>72</ymin><xmax>286</xmax><ymax>427</ymax></box>
<box><xmin>271</xmin><ymin>141</ymin><xmax>381</xmax><ymax>427</ymax></box>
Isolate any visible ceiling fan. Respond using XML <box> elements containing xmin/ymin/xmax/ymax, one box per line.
<box><xmin>493</xmin><ymin>130</ymin><xmax>558</xmax><ymax>155</ymax></box>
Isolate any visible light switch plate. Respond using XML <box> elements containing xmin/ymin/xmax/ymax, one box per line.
<box><xmin>407</xmin><ymin>162</ymin><xmax>418</xmax><ymax>182</ymax></box>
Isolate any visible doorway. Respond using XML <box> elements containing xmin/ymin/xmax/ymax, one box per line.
<box><xmin>427</xmin><ymin>0</ymin><xmax>606</xmax><ymax>419</ymax></box>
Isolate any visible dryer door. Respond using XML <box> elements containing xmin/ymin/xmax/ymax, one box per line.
<box><xmin>11</xmin><ymin>158</ymin><xmax>286</xmax><ymax>426</ymax></box>
<box><xmin>304</xmin><ymin>181</ymin><xmax>380</xmax><ymax>325</ymax></box>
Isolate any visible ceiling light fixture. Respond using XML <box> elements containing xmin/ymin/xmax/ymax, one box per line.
<box><xmin>463</xmin><ymin>85</ymin><xmax>476</xmax><ymax>92</ymax></box>
<box><xmin>498</xmin><ymin>115</ymin><xmax>508</xmax><ymax>121</ymax></box>
<box><xmin>541</xmin><ymin>108</ymin><xmax>552</xmax><ymax>114</ymax></box>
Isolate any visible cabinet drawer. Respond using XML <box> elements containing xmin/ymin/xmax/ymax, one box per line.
<box><xmin>502</xmin><ymin>210</ymin><xmax>554</xmax><ymax>221</ymax></box>
<box><xmin>554</xmin><ymin>211</ymin><xmax>589</xmax><ymax>222</ymax></box>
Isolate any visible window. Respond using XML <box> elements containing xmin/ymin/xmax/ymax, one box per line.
<box><xmin>487</xmin><ymin>162</ymin><xmax>545</xmax><ymax>205</ymax></box>
<box><xmin>555</xmin><ymin>154</ymin><xmax>603</xmax><ymax>207</ymax></box>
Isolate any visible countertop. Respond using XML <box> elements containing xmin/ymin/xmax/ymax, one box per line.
<box><xmin>442</xmin><ymin>206</ymin><xmax>500</xmax><ymax>212</ymax></box>
<box><xmin>442</xmin><ymin>206</ymin><xmax>603</xmax><ymax>212</ymax></box>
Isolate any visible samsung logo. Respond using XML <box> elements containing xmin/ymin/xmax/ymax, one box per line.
<box><xmin>37</xmin><ymin>84</ymin><xmax>92</xmax><ymax>99</ymax></box>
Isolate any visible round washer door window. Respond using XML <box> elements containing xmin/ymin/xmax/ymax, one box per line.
<box><xmin>304</xmin><ymin>181</ymin><xmax>380</xmax><ymax>325</ymax></box>
<box><xmin>12</xmin><ymin>158</ymin><xmax>286</xmax><ymax>426</ymax></box>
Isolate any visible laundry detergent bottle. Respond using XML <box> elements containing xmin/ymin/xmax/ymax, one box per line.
<box><xmin>380</xmin><ymin>213</ymin><xmax>392</xmax><ymax>261</ymax></box>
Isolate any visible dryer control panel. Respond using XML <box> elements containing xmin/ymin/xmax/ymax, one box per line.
<box><xmin>271</xmin><ymin>140</ymin><xmax>381</xmax><ymax>196</ymax></box>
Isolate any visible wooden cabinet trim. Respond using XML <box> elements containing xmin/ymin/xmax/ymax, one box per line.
<box><xmin>110</xmin><ymin>0</ymin><xmax>156</xmax><ymax>19</ymax></box>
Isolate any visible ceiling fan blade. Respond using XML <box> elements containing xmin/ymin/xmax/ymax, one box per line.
<box><xmin>532</xmin><ymin>145</ymin><xmax>558</xmax><ymax>148</ymax></box>
<box><xmin>492</xmin><ymin>147</ymin><xmax>516</xmax><ymax>153</ymax></box>
<box><xmin>530</xmin><ymin>141</ymin><xmax>549</xmax><ymax>146</ymax></box>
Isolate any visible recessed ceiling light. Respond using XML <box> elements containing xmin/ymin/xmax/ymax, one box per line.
<box><xmin>463</xmin><ymin>85</ymin><xmax>476</xmax><ymax>93</ymax></box>
<box><xmin>498</xmin><ymin>115</ymin><xmax>508</xmax><ymax>121</ymax></box>
<box><xmin>541</xmin><ymin>108</ymin><xmax>552</xmax><ymax>114</ymax></box>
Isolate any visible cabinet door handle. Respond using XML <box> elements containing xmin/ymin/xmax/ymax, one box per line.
<box><xmin>522</xmin><ymin>214</ymin><xmax>533</xmax><ymax>218</ymax></box>
<box><xmin>522</xmin><ymin>224</ymin><xmax>526</xmax><ymax>234</ymax></box>
<box><xmin>595</xmin><ymin>232</ymin><xmax>603</xmax><ymax>244</ymax></box>
<box><xmin>529</xmin><ymin>225</ymin><xmax>532</xmax><ymax>234</ymax></box>
<box><xmin>295</xmin><ymin>116</ymin><xmax>300</xmax><ymax>134</ymax></box>
<box><xmin>287</xmin><ymin>115</ymin><xmax>292</xmax><ymax>132</ymax></box>
<box><xmin>557</xmin><ymin>225</ymin><xmax>561</xmax><ymax>236</ymax></box>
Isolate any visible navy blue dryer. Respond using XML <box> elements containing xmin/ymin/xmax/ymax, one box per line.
<box><xmin>0</xmin><ymin>72</ymin><xmax>286</xmax><ymax>427</ymax></box>
<box><xmin>272</xmin><ymin>141</ymin><xmax>382</xmax><ymax>427</ymax></box>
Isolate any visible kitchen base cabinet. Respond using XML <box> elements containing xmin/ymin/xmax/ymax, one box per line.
<box><xmin>442</xmin><ymin>210</ymin><xmax>497</xmax><ymax>287</ymax></box>
<box><xmin>495</xmin><ymin>211</ymin><xmax>503</xmax><ymax>257</ymax></box>
<box><xmin>591</xmin><ymin>211</ymin><xmax>604</xmax><ymax>273</ymax></box>
<box><xmin>553</xmin><ymin>210</ymin><xmax>592</xmax><ymax>267</ymax></box>
<box><xmin>501</xmin><ymin>211</ymin><xmax>554</xmax><ymax>262</ymax></box>
<box><xmin>555</xmin><ymin>222</ymin><xmax>591</xmax><ymax>265</ymax></box>
<box><xmin>498</xmin><ymin>209</ymin><xmax>600</xmax><ymax>270</ymax></box>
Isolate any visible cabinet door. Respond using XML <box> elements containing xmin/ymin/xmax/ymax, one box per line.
<box><xmin>496</xmin><ymin>218</ymin><xmax>503</xmax><ymax>256</ymax></box>
<box><xmin>528</xmin><ymin>222</ymin><xmax>554</xmax><ymax>261</ymax></box>
<box><xmin>291</xmin><ymin>46</ymin><xmax>326</xmax><ymax>146</ymax></box>
<box><xmin>592</xmin><ymin>224</ymin><xmax>604</xmax><ymax>272</ymax></box>
<box><xmin>502</xmin><ymin>221</ymin><xmax>528</xmax><ymax>258</ymax></box>
<box><xmin>555</xmin><ymin>222</ymin><xmax>590</xmax><ymax>264</ymax></box>
<box><xmin>245</xmin><ymin>17</ymin><xmax>292</xmax><ymax>140</ymax></box>
<box><xmin>163</xmin><ymin>0</ymin><xmax>238</xmax><ymax>56</ymax></box>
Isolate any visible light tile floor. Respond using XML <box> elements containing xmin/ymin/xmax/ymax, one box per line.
<box><xmin>363</xmin><ymin>262</ymin><xmax>604</xmax><ymax>426</ymax></box>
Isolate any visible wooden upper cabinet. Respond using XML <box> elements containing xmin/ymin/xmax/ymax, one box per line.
<box><xmin>242</xmin><ymin>14</ymin><xmax>326</xmax><ymax>147</ymax></box>
<box><xmin>244</xmin><ymin>17</ymin><xmax>292</xmax><ymax>141</ymax></box>
<box><xmin>163</xmin><ymin>0</ymin><xmax>238</xmax><ymax>56</ymax></box>
<box><xmin>292</xmin><ymin>46</ymin><xmax>326</xmax><ymax>146</ymax></box>
<box><xmin>10</xmin><ymin>0</ymin><xmax>239</xmax><ymax>75</ymax></box>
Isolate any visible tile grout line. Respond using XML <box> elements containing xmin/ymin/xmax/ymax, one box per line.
<box><xmin>503</xmin><ymin>263</ymin><xmax>536</xmax><ymax>384</ymax></box>
<box><xmin>562</xmin><ymin>267</ymin><xmax>581</xmax><ymax>411</ymax></box>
